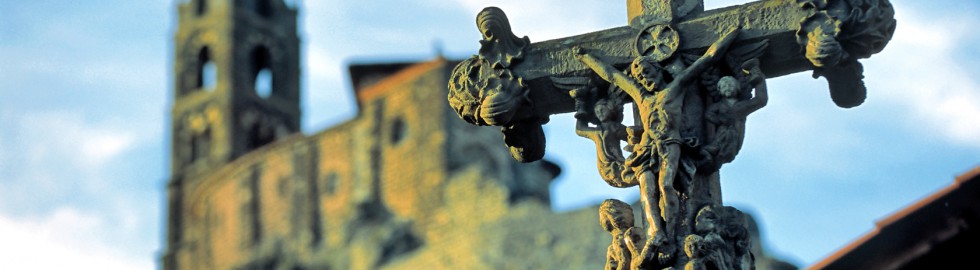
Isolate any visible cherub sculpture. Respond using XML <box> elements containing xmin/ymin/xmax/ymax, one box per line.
<box><xmin>686</xmin><ymin>206</ymin><xmax>735</xmax><ymax>270</ymax></box>
<box><xmin>688</xmin><ymin>205</ymin><xmax>754</xmax><ymax>270</ymax></box>
<box><xmin>702</xmin><ymin>59</ymin><xmax>768</xmax><ymax>170</ymax></box>
<box><xmin>600</xmin><ymin>199</ymin><xmax>641</xmax><ymax>270</ymax></box>
<box><xmin>572</xmin><ymin>91</ymin><xmax>635</xmax><ymax>188</ymax></box>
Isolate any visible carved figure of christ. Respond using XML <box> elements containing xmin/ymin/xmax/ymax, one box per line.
<box><xmin>574</xmin><ymin>27</ymin><xmax>739</xmax><ymax>266</ymax></box>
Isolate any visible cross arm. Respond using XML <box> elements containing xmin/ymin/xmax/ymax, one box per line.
<box><xmin>446</xmin><ymin>0</ymin><xmax>894</xmax><ymax>161</ymax></box>
<box><xmin>449</xmin><ymin>0</ymin><xmax>895</xmax><ymax>124</ymax></box>
<box><xmin>516</xmin><ymin>0</ymin><xmax>893</xmax><ymax>80</ymax></box>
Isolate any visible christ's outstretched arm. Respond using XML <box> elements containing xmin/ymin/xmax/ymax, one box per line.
<box><xmin>573</xmin><ymin>47</ymin><xmax>646</xmax><ymax>103</ymax></box>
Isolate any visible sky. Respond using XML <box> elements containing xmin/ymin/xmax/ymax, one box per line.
<box><xmin>1</xmin><ymin>0</ymin><xmax>979</xmax><ymax>269</ymax></box>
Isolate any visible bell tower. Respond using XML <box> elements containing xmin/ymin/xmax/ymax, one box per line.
<box><xmin>164</xmin><ymin>0</ymin><xmax>300</xmax><ymax>268</ymax></box>
<box><xmin>169</xmin><ymin>0</ymin><xmax>300</xmax><ymax>175</ymax></box>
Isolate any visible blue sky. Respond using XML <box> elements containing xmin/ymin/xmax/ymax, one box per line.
<box><xmin>1</xmin><ymin>0</ymin><xmax>978</xmax><ymax>268</ymax></box>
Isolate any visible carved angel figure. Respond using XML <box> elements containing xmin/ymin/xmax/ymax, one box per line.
<box><xmin>687</xmin><ymin>206</ymin><xmax>735</xmax><ymax>270</ymax></box>
<box><xmin>691</xmin><ymin>205</ymin><xmax>754</xmax><ymax>270</ymax></box>
<box><xmin>572</xmin><ymin>91</ymin><xmax>635</xmax><ymax>188</ymax></box>
<box><xmin>702</xmin><ymin>59</ymin><xmax>768</xmax><ymax>170</ymax></box>
<box><xmin>600</xmin><ymin>199</ymin><xmax>641</xmax><ymax>270</ymax></box>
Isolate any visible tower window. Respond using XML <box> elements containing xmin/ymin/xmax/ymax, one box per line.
<box><xmin>195</xmin><ymin>0</ymin><xmax>207</xmax><ymax>16</ymax></box>
<box><xmin>197</xmin><ymin>47</ymin><xmax>217</xmax><ymax>91</ymax></box>
<box><xmin>254</xmin><ymin>0</ymin><xmax>273</xmax><ymax>17</ymax></box>
<box><xmin>251</xmin><ymin>46</ymin><xmax>273</xmax><ymax>98</ymax></box>
<box><xmin>201</xmin><ymin>63</ymin><xmax>217</xmax><ymax>91</ymax></box>
<box><xmin>390</xmin><ymin>117</ymin><xmax>406</xmax><ymax>145</ymax></box>
<box><xmin>255</xmin><ymin>69</ymin><xmax>272</xmax><ymax>98</ymax></box>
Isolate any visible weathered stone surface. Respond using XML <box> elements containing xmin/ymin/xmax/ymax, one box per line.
<box><xmin>447</xmin><ymin>0</ymin><xmax>893</xmax><ymax>269</ymax></box>
<box><xmin>448</xmin><ymin>0</ymin><xmax>897</xmax><ymax>132</ymax></box>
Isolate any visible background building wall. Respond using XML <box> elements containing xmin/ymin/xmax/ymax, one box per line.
<box><xmin>172</xmin><ymin>58</ymin><xmax>585</xmax><ymax>269</ymax></box>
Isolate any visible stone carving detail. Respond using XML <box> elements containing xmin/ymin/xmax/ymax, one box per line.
<box><xmin>447</xmin><ymin>1</ymin><xmax>895</xmax><ymax>269</ymax></box>
<box><xmin>448</xmin><ymin>7</ymin><xmax>547</xmax><ymax>162</ymax></box>
<box><xmin>634</xmin><ymin>23</ymin><xmax>679</xmax><ymax>63</ymax></box>
<box><xmin>701</xmin><ymin>59</ymin><xmax>768</xmax><ymax>170</ymax></box>
<box><xmin>448</xmin><ymin>7</ymin><xmax>531</xmax><ymax>127</ymax></box>
<box><xmin>572</xmin><ymin>87</ymin><xmax>636</xmax><ymax>188</ymax></box>
<box><xmin>576</xmin><ymin>27</ymin><xmax>751</xmax><ymax>269</ymax></box>
<box><xmin>476</xmin><ymin>7</ymin><xmax>530</xmax><ymax>69</ymax></box>
<box><xmin>683</xmin><ymin>205</ymin><xmax>752</xmax><ymax>270</ymax></box>
<box><xmin>448</xmin><ymin>57</ymin><xmax>529</xmax><ymax>127</ymax></box>
<box><xmin>796</xmin><ymin>0</ymin><xmax>896</xmax><ymax>108</ymax></box>
<box><xmin>600</xmin><ymin>199</ymin><xmax>642</xmax><ymax>270</ymax></box>
<box><xmin>797</xmin><ymin>0</ymin><xmax>896</xmax><ymax>62</ymax></box>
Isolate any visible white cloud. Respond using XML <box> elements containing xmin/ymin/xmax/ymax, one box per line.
<box><xmin>307</xmin><ymin>45</ymin><xmax>344</xmax><ymax>82</ymax></box>
<box><xmin>0</xmin><ymin>110</ymin><xmax>143</xmax><ymax>208</ymax></box>
<box><xmin>866</xmin><ymin>4</ymin><xmax>980</xmax><ymax>148</ymax></box>
<box><xmin>82</xmin><ymin>132</ymin><xmax>137</xmax><ymax>169</ymax></box>
<box><xmin>18</xmin><ymin>112</ymin><xmax>137</xmax><ymax>170</ymax></box>
<box><xmin>0</xmin><ymin>208</ymin><xmax>152</xmax><ymax>270</ymax></box>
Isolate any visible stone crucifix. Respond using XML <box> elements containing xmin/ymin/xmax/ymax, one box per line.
<box><xmin>447</xmin><ymin>0</ymin><xmax>895</xmax><ymax>269</ymax></box>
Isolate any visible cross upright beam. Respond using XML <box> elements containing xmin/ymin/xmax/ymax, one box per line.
<box><xmin>627</xmin><ymin>0</ymin><xmax>704</xmax><ymax>26</ymax></box>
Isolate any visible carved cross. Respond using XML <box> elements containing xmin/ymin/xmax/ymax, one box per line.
<box><xmin>447</xmin><ymin>1</ymin><xmax>894</xmax><ymax>269</ymax></box>
<box><xmin>449</xmin><ymin>0</ymin><xmax>894</xmax><ymax>161</ymax></box>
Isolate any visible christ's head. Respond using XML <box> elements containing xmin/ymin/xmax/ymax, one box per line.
<box><xmin>631</xmin><ymin>56</ymin><xmax>665</xmax><ymax>91</ymax></box>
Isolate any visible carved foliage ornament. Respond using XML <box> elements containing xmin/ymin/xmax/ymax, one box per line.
<box><xmin>448</xmin><ymin>7</ymin><xmax>547</xmax><ymax>162</ymax></box>
<box><xmin>796</xmin><ymin>0</ymin><xmax>896</xmax><ymax>63</ymax></box>
<box><xmin>449</xmin><ymin>7</ymin><xmax>531</xmax><ymax>127</ymax></box>
<box><xmin>795</xmin><ymin>0</ymin><xmax>895</xmax><ymax>108</ymax></box>
<box><xmin>796</xmin><ymin>0</ymin><xmax>896</xmax><ymax>66</ymax></box>
<box><xmin>448</xmin><ymin>57</ymin><xmax>529</xmax><ymax>127</ymax></box>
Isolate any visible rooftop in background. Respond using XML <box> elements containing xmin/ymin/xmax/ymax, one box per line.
<box><xmin>811</xmin><ymin>166</ymin><xmax>980</xmax><ymax>269</ymax></box>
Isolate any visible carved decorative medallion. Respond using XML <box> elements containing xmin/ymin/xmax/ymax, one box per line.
<box><xmin>634</xmin><ymin>24</ymin><xmax>679</xmax><ymax>61</ymax></box>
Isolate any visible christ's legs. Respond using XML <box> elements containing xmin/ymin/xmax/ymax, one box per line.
<box><xmin>657</xmin><ymin>143</ymin><xmax>681</xmax><ymax>254</ymax></box>
<box><xmin>639</xmin><ymin>170</ymin><xmax>666</xmax><ymax>241</ymax></box>
<box><xmin>636</xmin><ymin>169</ymin><xmax>668</xmax><ymax>268</ymax></box>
